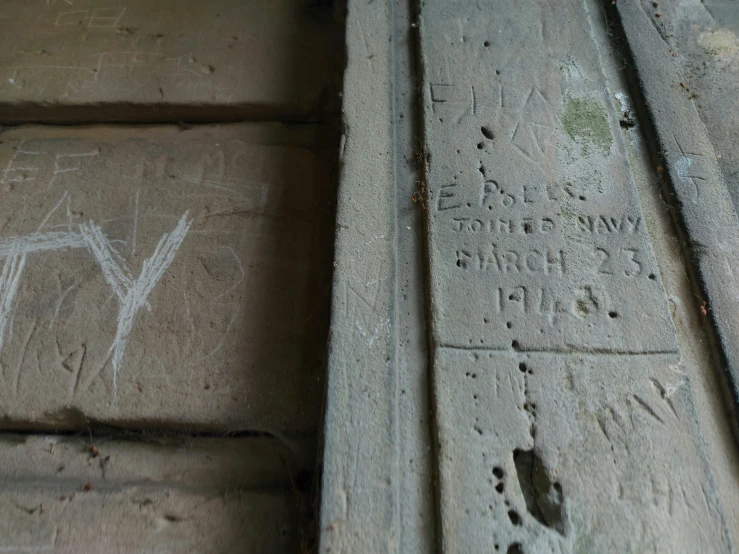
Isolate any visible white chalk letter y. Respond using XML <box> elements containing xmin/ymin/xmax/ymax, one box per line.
<box><xmin>80</xmin><ymin>212</ymin><xmax>192</xmax><ymax>389</ymax></box>
<box><xmin>0</xmin><ymin>244</ymin><xmax>27</xmax><ymax>352</ymax></box>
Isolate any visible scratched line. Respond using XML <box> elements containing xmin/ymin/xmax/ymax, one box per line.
<box><xmin>0</xmin><ymin>200</ymin><xmax>192</xmax><ymax>391</ymax></box>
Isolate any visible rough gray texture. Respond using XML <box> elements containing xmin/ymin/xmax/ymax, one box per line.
<box><xmin>0</xmin><ymin>434</ymin><xmax>304</xmax><ymax>553</ymax></box>
<box><xmin>435</xmin><ymin>350</ymin><xmax>726</xmax><ymax>553</ymax></box>
<box><xmin>319</xmin><ymin>0</ymin><xmax>437</xmax><ymax>552</ymax></box>
<box><xmin>0</xmin><ymin>124</ymin><xmax>334</xmax><ymax>439</ymax></box>
<box><xmin>319</xmin><ymin>0</ymin><xmax>398</xmax><ymax>549</ymax></box>
<box><xmin>421</xmin><ymin>0</ymin><xmax>675</xmax><ymax>353</ymax></box>
<box><xmin>667</xmin><ymin>0</ymin><xmax>739</xmax><ymax>211</ymax></box>
<box><xmin>0</xmin><ymin>0</ymin><xmax>342</xmax><ymax>122</ymax></box>
<box><xmin>615</xmin><ymin>0</ymin><xmax>739</xmax><ymax>431</ymax></box>
<box><xmin>420</xmin><ymin>0</ymin><xmax>731</xmax><ymax>551</ymax></box>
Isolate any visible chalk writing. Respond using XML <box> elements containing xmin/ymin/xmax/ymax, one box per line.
<box><xmin>0</xmin><ymin>197</ymin><xmax>192</xmax><ymax>390</ymax></box>
<box><xmin>55</xmin><ymin>8</ymin><xmax>126</xmax><ymax>28</ymax></box>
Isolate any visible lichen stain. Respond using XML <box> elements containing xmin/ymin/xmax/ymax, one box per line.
<box><xmin>561</xmin><ymin>97</ymin><xmax>612</xmax><ymax>156</ymax></box>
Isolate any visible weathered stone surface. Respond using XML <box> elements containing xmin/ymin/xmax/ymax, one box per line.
<box><xmin>645</xmin><ymin>0</ymin><xmax>739</xmax><ymax>211</ymax></box>
<box><xmin>422</xmin><ymin>1</ymin><xmax>675</xmax><ymax>353</ymax></box>
<box><xmin>318</xmin><ymin>0</ymin><xmax>399</xmax><ymax>550</ymax></box>
<box><xmin>609</xmin><ymin>51</ymin><xmax>739</xmax><ymax>544</ymax></box>
<box><xmin>0</xmin><ymin>434</ymin><xmax>307</xmax><ymax>487</ymax></box>
<box><xmin>0</xmin><ymin>123</ymin><xmax>334</xmax><ymax>435</ymax></box>
<box><xmin>614</xmin><ymin>0</ymin><xmax>739</xmax><ymax>432</ymax></box>
<box><xmin>420</xmin><ymin>0</ymin><xmax>731</xmax><ymax>550</ymax></box>
<box><xmin>0</xmin><ymin>0</ymin><xmax>342</xmax><ymax>121</ymax></box>
<box><xmin>0</xmin><ymin>488</ymin><xmax>297</xmax><ymax>553</ymax></box>
<box><xmin>0</xmin><ymin>435</ymin><xmax>303</xmax><ymax>553</ymax></box>
<box><xmin>319</xmin><ymin>0</ymin><xmax>437</xmax><ymax>552</ymax></box>
<box><xmin>435</xmin><ymin>350</ymin><xmax>727</xmax><ymax>553</ymax></box>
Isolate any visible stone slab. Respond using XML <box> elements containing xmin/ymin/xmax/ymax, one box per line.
<box><xmin>435</xmin><ymin>349</ymin><xmax>729</xmax><ymax>553</ymax></box>
<box><xmin>319</xmin><ymin>0</ymin><xmax>439</xmax><ymax>551</ymax></box>
<box><xmin>0</xmin><ymin>488</ymin><xmax>298</xmax><ymax>554</ymax></box>
<box><xmin>0</xmin><ymin>0</ymin><xmax>342</xmax><ymax>122</ymax></box>
<box><xmin>603</xmin><ymin>16</ymin><xmax>739</xmax><ymax>540</ymax></box>
<box><xmin>0</xmin><ymin>435</ymin><xmax>304</xmax><ymax>553</ymax></box>
<box><xmin>421</xmin><ymin>0</ymin><xmax>676</xmax><ymax>353</ymax></box>
<box><xmin>420</xmin><ymin>0</ymin><xmax>731</xmax><ymax>550</ymax></box>
<box><xmin>0</xmin><ymin>123</ymin><xmax>335</xmax><ymax>436</ymax></box>
<box><xmin>658</xmin><ymin>0</ymin><xmax>739</xmax><ymax>213</ymax></box>
<box><xmin>0</xmin><ymin>434</ymin><xmax>308</xmax><ymax>487</ymax></box>
<box><xmin>614</xmin><ymin>0</ymin><xmax>739</xmax><ymax>431</ymax></box>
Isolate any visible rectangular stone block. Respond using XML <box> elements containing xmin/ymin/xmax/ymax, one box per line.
<box><xmin>0</xmin><ymin>435</ymin><xmax>304</xmax><ymax>553</ymax></box>
<box><xmin>0</xmin><ymin>123</ymin><xmax>335</xmax><ymax>435</ymax></box>
<box><xmin>421</xmin><ymin>0</ymin><xmax>676</xmax><ymax>353</ymax></box>
<box><xmin>0</xmin><ymin>0</ymin><xmax>341</xmax><ymax>121</ymax></box>
<box><xmin>419</xmin><ymin>0</ymin><xmax>731</xmax><ymax>551</ymax></box>
<box><xmin>434</xmin><ymin>349</ymin><xmax>728</xmax><ymax>553</ymax></box>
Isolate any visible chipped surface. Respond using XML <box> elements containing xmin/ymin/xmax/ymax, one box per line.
<box><xmin>421</xmin><ymin>0</ymin><xmax>676</xmax><ymax>354</ymax></box>
<box><xmin>435</xmin><ymin>350</ymin><xmax>726</xmax><ymax>553</ymax></box>
<box><xmin>419</xmin><ymin>0</ymin><xmax>731</xmax><ymax>550</ymax></box>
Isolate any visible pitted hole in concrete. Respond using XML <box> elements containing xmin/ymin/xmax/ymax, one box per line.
<box><xmin>511</xmin><ymin>340</ymin><xmax>520</xmax><ymax>350</ymax></box>
<box><xmin>506</xmin><ymin>321</ymin><xmax>512</xmax><ymax>329</ymax></box>
<box><xmin>495</xmin><ymin>482</ymin><xmax>505</xmax><ymax>494</ymax></box>
<box><xmin>513</xmin><ymin>448</ymin><xmax>568</xmax><ymax>536</ymax></box>
<box><xmin>481</xmin><ymin>126</ymin><xmax>494</xmax><ymax>140</ymax></box>
<box><xmin>508</xmin><ymin>510</ymin><xmax>522</xmax><ymax>525</ymax></box>
<box><xmin>518</xmin><ymin>362</ymin><xmax>528</xmax><ymax>373</ymax></box>
<box><xmin>648</xmin><ymin>273</ymin><xmax>656</xmax><ymax>280</ymax></box>
<box><xmin>493</xmin><ymin>466</ymin><xmax>504</xmax><ymax>479</ymax></box>
<box><xmin>507</xmin><ymin>543</ymin><xmax>524</xmax><ymax>554</ymax></box>
<box><xmin>484</xmin><ymin>40</ymin><xmax>490</xmax><ymax>47</ymax></box>
<box><xmin>608</xmin><ymin>311</ymin><xmax>618</xmax><ymax>319</ymax></box>
<box><xmin>477</xmin><ymin>142</ymin><xmax>485</xmax><ymax>149</ymax></box>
